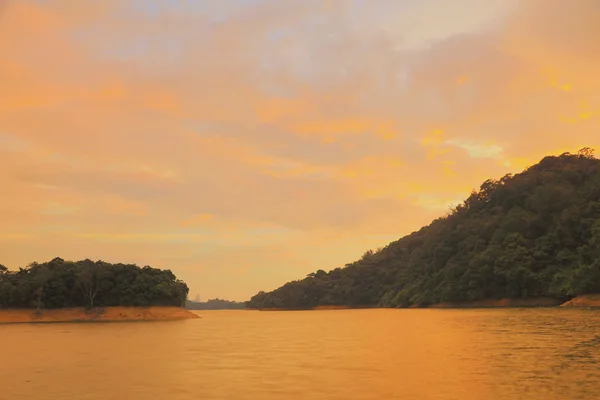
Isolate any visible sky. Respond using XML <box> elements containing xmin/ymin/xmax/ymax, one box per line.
<box><xmin>1</xmin><ymin>0</ymin><xmax>599</xmax><ymax>301</ymax></box>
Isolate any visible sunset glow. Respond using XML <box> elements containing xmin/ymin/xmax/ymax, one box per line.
<box><xmin>1</xmin><ymin>0</ymin><xmax>599</xmax><ymax>300</ymax></box>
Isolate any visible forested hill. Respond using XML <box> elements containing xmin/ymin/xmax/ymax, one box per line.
<box><xmin>0</xmin><ymin>258</ymin><xmax>189</xmax><ymax>309</ymax></box>
<box><xmin>247</xmin><ymin>149</ymin><xmax>600</xmax><ymax>309</ymax></box>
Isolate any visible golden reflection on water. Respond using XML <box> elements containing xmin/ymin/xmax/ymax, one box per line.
<box><xmin>1</xmin><ymin>309</ymin><xmax>600</xmax><ymax>400</ymax></box>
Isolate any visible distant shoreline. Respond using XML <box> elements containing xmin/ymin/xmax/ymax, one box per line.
<box><xmin>5</xmin><ymin>297</ymin><xmax>598</xmax><ymax>321</ymax></box>
<box><xmin>253</xmin><ymin>295</ymin><xmax>600</xmax><ymax>311</ymax></box>
<box><xmin>0</xmin><ymin>306</ymin><xmax>200</xmax><ymax>324</ymax></box>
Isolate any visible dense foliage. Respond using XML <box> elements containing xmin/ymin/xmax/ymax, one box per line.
<box><xmin>248</xmin><ymin>149</ymin><xmax>600</xmax><ymax>309</ymax></box>
<box><xmin>0</xmin><ymin>258</ymin><xmax>189</xmax><ymax>309</ymax></box>
<box><xmin>186</xmin><ymin>298</ymin><xmax>246</xmax><ymax>310</ymax></box>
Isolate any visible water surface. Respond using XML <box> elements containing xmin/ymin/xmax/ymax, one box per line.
<box><xmin>2</xmin><ymin>309</ymin><xmax>599</xmax><ymax>399</ymax></box>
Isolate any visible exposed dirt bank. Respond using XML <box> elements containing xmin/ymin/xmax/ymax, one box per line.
<box><xmin>560</xmin><ymin>294</ymin><xmax>600</xmax><ymax>307</ymax></box>
<box><xmin>0</xmin><ymin>306</ymin><xmax>200</xmax><ymax>324</ymax></box>
<box><xmin>255</xmin><ymin>295</ymin><xmax>600</xmax><ymax>311</ymax></box>
<box><xmin>257</xmin><ymin>298</ymin><xmax>566</xmax><ymax>311</ymax></box>
<box><xmin>428</xmin><ymin>297</ymin><xmax>564</xmax><ymax>308</ymax></box>
<box><xmin>312</xmin><ymin>305</ymin><xmax>353</xmax><ymax>310</ymax></box>
<box><xmin>258</xmin><ymin>305</ymin><xmax>374</xmax><ymax>311</ymax></box>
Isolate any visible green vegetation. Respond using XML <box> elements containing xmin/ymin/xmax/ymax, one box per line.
<box><xmin>186</xmin><ymin>298</ymin><xmax>246</xmax><ymax>310</ymax></box>
<box><xmin>0</xmin><ymin>258</ymin><xmax>189</xmax><ymax>309</ymax></box>
<box><xmin>247</xmin><ymin>149</ymin><xmax>600</xmax><ymax>309</ymax></box>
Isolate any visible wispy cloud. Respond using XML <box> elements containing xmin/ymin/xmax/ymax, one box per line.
<box><xmin>0</xmin><ymin>0</ymin><xmax>598</xmax><ymax>299</ymax></box>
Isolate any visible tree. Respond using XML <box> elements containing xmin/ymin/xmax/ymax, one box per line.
<box><xmin>77</xmin><ymin>261</ymin><xmax>105</xmax><ymax>309</ymax></box>
<box><xmin>77</xmin><ymin>262</ymin><xmax>99</xmax><ymax>308</ymax></box>
<box><xmin>34</xmin><ymin>265</ymin><xmax>52</xmax><ymax>311</ymax></box>
<box><xmin>578</xmin><ymin>147</ymin><xmax>596</xmax><ymax>159</ymax></box>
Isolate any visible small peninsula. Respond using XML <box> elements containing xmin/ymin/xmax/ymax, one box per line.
<box><xmin>0</xmin><ymin>258</ymin><xmax>198</xmax><ymax>323</ymax></box>
<box><xmin>247</xmin><ymin>149</ymin><xmax>600</xmax><ymax>310</ymax></box>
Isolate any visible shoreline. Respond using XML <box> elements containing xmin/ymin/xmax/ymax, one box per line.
<box><xmin>560</xmin><ymin>294</ymin><xmax>600</xmax><ymax>307</ymax></box>
<box><xmin>427</xmin><ymin>297</ymin><xmax>564</xmax><ymax>308</ymax></box>
<box><xmin>254</xmin><ymin>295</ymin><xmax>600</xmax><ymax>311</ymax></box>
<box><xmin>257</xmin><ymin>305</ymin><xmax>364</xmax><ymax>311</ymax></box>
<box><xmin>0</xmin><ymin>306</ymin><xmax>200</xmax><ymax>324</ymax></box>
<box><xmin>5</xmin><ymin>295</ymin><xmax>599</xmax><ymax>321</ymax></box>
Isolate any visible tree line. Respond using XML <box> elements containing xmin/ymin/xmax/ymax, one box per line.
<box><xmin>186</xmin><ymin>298</ymin><xmax>246</xmax><ymax>310</ymax></box>
<box><xmin>0</xmin><ymin>258</ymin><xmax>189</xmax><ymax>309</ymax></box>
<box><xmin>248</xmin><ymin>149</ymin><xmax>600</xmax><ymax>309</ymax></box>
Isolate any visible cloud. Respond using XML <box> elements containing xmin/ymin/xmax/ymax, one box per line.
<box><xmin>0</xmin><ymin>0</ymin><xmax>599</xmax><ymax>300</ymax></box>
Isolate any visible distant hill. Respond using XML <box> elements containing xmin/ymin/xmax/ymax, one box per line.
<box><xmin>186</xmin><ymin>298</ymin><xmax>246</xmax><ymax>310</ymax></box>
<box><xmin>247</xmin><ymin>149</ymin><xmax>600</xmax><ymax>309</ymax></box>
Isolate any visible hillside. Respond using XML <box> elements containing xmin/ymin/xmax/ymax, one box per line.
<box><xmin>247</xmin><ymin>149</ymin><xmax>600</xmax><ymax>309</ymax></box>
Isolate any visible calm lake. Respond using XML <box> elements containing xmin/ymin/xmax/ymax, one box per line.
<box><xmin>2</xmin><ymin>309</ymin><xmax>600</xmax><ymax>399</ymax></box>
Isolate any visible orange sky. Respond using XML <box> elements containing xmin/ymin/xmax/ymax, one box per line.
<box><xmin>1</xmin><ymin>0</ymin><xmax>599</xmax><ymax>301</ymax></box>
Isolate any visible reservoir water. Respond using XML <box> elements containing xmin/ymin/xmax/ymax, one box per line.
<box><xmin>1</xmin><ymin>308</ymin><xmax>599</xmax><ymax>399</ymax></box>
